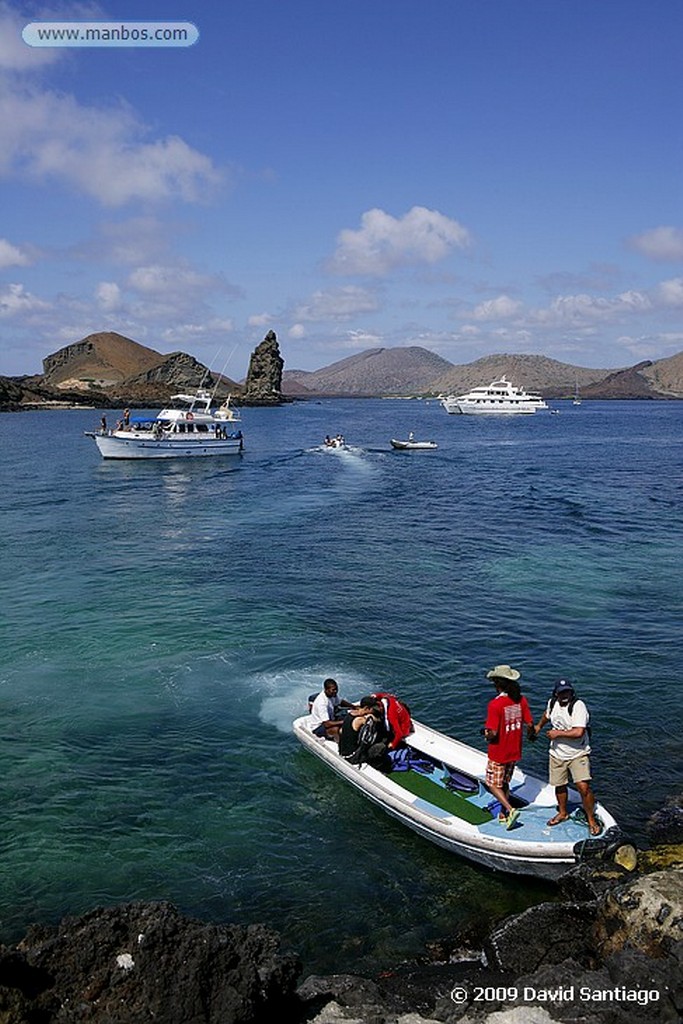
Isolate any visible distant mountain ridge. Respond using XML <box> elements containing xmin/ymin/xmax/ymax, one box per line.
<box><xmin>2</xmin><ymin>332</ymin><xmax>683</xmax><ymax>410</ymax></box>
<box><xmin>283</xmin><ymin>346</ymin><xmax>452</xmax><ymax>396</ymax></box>
<box><xmin>284</xmin><ymin>346</ymin><xmax>683</xmax><ymax>399</ymax></box>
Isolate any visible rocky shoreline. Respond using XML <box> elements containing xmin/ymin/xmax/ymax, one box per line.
<box><xmin>1</xmin><ymin>800</ymin><xmax>680</xmax><ymax>1024</ymax></box>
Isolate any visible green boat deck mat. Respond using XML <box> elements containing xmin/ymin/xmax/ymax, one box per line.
<box><xmin>390</xmin><ymin>769</ymin><xmax>492</xmax><ymax>825</ymax></box>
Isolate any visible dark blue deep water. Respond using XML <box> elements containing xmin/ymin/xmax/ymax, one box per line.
<box><xmin>1</xmin><ymin>399</ymin><xmax>682</xmax><ymax>974</ymax></box>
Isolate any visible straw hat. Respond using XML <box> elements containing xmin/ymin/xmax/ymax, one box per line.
<box><xmin>486</xmin><ymin>664</ymin><xmax>521</xmax><ymax>682</ymax></box>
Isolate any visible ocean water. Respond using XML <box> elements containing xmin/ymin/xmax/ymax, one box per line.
<box><xmin>1</xmin><ymin>398</ymin><xmax>682</xmax><ymax>975</ymax></box>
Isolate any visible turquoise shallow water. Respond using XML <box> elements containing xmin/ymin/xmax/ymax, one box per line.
<box><xmin>1</xmin><ymin>398</ymin><xmax>682</xmax><ymax>974</ymax></box>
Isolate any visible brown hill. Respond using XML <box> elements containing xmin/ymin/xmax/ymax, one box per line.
<box><xmin>581</xmin><ymin>360</ymin><xmax>657</xmax><ymax>399</ymax></box>
<box><xmin>116</xmin><ymin>352</ymin><xmax>241</xmax><ymax>403</ymax></box>
<box><xmin>1</xmin><ymin>332</ymin><xmax>244</xmax><ymax>409</ymax></box>
<box><xmin>430</xmin><ymin>353</ymin><xmax>612</xmax><ymax>398</ymax></box>
<box><xmin>42</xmin><ymin>331</ymin><xmax>163</xmax><ymax>388</ymax></box>
<box><xmin>283</xmin><ymin>346</ymin><xmax>453</xmax><ymax>396</ymax></box>
<box><xmin>640</xmin><ymin>351</ymin><xmax>683</xmax><ymax>397</ymax></box>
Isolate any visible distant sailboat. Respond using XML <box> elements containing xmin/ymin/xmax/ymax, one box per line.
<box><xmin>573</xmin><ymin>378</ymin><xmax>582</xmax><ymax>406</ymax></box>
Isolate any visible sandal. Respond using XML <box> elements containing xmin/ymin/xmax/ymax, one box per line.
<box><xmin>506</xmin><ymin>808</ymin><xmax>520</xmax><ymax>830</ymax></box>
<box><xmin>589</xmin><ymin>821</ymin><xmax>602</xmax><ymax>836</ymax></box>
<box><xmin>547</xmin><ymin>814</ymin><xmax>569</xmax><ymax>827</ymax></box>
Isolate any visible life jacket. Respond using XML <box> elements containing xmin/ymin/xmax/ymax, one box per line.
<box><xmin>371</xmin><ymin>692</ymin><xmax>413</xmax><ymax>750</ymax></box>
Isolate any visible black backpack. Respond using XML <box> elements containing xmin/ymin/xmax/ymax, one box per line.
<box><xmin>345</xmin><ymin>716</ymin><xmax>390</xmax><ymax>770</ymax></box>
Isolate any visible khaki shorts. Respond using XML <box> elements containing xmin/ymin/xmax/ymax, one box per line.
<box><xmin>549</xmin><ymin>752</ymin><xmax>592</xmax><ymax>787</ymax></box>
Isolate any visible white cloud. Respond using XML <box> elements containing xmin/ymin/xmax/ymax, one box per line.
<box><xmin>160</xmin><ymin>318</ymin><xmax>235</xmax><ymax>347</ymax></box>
<box><xmin>127</xmin><ymin>264</ymin><xmax>236</xmax><ymax>301</ymax></box>
<box><xmin>0</xmin><ymin>281</ymin><xmax>50</xmax><ymax>316</ymax></box>
<box><xmin>96</xmin><ymin>281</ymin><xmax>121</xmax><ymax>311</ymax></box>
<box><xmin>0</xmin><ymin>68</ymin><xmax>223</xmax><ymax>206</ymax></box>
<box><xmin>343</xmin><ymin>329</ymin><xmax>383</xmax><ymax>349</ymax></box>
<box><xmin>75</xmin><ymin>217</ymin><xmax>173</xmax><ymax>266</ymax></box>
<box><xmin>0</xmin><ymin>1</ymin><xmax>64</xmax><ymax>70</ymax></box>
<box><xmin>0</xmin><ymin>237</ymin><xmax>31</xmax><ymax>267</ymax></box>
<box><xmin>248</xmin><ymin>312</ymin><xmax>276</xmax><ymax>327</ymax></box>
<box><xmin>328</xmin><ymin>206</ymin><xmax>470</xmax><ymax>276</ymax></box>
<box><xmin>471</xmin><ymin>294</ymin><xmax>523</xmax><ymax>321</ymax></box>
<box><xmin>529</xmin><ymin>290</ymin><xmax>652</xmax><ymax>326</ymax></box>
<box><xmin>629</xmin><ymin>226</ymin><xmax>683</xmax><ymax>263</ymax></box>
<box><xmin>657</xmin><ymin>277</ymin><xmax>683</xmax><ymax>307</ymax></box>
<box><xmin>288</xmin><ymin>323</ymin><xmax>305</xmax><ymax>338</ymax></box>
<box><xmin>293</xmin><ymin>285</ymin><xmax>380</xmax><ymax>322</ymax></box>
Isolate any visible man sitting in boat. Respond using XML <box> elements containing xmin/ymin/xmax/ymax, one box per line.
<box><xmin>309</xmin><ymin>678</ymin><xmax>357</xmax><ymax>740</ymax></box>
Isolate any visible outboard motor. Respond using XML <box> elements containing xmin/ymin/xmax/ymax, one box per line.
<box><xmin>573</xmin><ymin>826</ymin><xmax>637</xmax><ymax>870</ymax></box>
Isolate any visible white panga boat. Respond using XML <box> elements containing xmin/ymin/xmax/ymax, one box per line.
<box><xmin>91</xmin><ymin>390</ymin><xmax>244</xmax><ymax>459</ymax></box>
<box><xmin>441</xmin><ymin>377</ymin><xmax>548</xmax><ymax>415</ymax></box>
<box><xmin>293</xmin><ymin>712</ymin><xmax>626</xmax><ymax>880</ymax></box>
<box><xmin>390</xmin><ymin>438</ymin><xmax>438</xmax><ymax>450</ymax></box>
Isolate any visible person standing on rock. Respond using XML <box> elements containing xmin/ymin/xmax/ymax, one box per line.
<box><xmin>534</xmin><ymin>678</ymin><xmax>602</xmax><ymax>836</ymax></box>
<box><xmin>483</xmin><ymin>665</ymin><xmax>534</xmax><ymax>830</ymax></box>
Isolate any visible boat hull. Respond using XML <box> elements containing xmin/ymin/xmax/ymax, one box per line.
<box><xmin>94</xmin><ymin>434</ymin><xmax>243</xmax><ymax>459</ymax></box>
<box><xmin>293</xmin><ymin>715</ymin><xmax>621</xmax><ymax>880</ymax></box>
<box><xmin>390</xmin><ymin>439</ymin><xmax>438</xmax><ymax>449</ymax></box>
<box><xmin>442</xmin><ymin>400</ymin><xmax>541</xmax><ymax>415</ymax></box>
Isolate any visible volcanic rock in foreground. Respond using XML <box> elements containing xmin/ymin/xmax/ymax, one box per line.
<box><xmin>1</xmin><ymin>901</ymin><xmax>300</xmax><ymax>1023</ymax></box>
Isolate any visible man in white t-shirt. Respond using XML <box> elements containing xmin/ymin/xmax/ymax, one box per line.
<box><xmin>309</xmin><ymin>678</ymin><xmax>356</xmax><ymax>739</ymax></box>
<box><xmin>534</xmin><ymin>679</ymin><xmax>601</xmax><ymax>835</ymax></box>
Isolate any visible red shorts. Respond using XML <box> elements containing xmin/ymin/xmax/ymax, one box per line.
<box><xmin>486</xmin><ymin>759</ymin><xmax>515</xmax><ymax>789</ymax></box>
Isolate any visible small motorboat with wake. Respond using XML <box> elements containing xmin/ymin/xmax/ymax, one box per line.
<box><xmin>390</xmin><ymin>435</ymin><xmax>438</xmax><ymax>450</ymax></box>
<box><xmin>293</xmin><ymin>703</ymin><xmax>629</xmax><ymax>880</ymax></box>
<box><xmin>324</xmin><ymin>434</ymin><xmax>347</xmax><ymax>450</ymax></box>
<box><xmin>90</xmin><ymin>389</ymin><xmax>244</xmax><ymax>460</ymax></box>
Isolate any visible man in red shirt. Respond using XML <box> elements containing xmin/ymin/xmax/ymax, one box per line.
<box><xmin>483</xmin><ymin>665</ymin><xmax>534</xmax><ymax>829</ymax></box>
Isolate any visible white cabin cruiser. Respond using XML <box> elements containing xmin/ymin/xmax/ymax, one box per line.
<box><xmin>293</xmin><ymin>711</ymin><xmax>627</xmax><ymax>880</ymax></box>
<box><xmin>92</xmin><ymin>390</ymin><xmax>244</xmax><ymax>459</ymax></box>
<box><xmin>441</xmin><ymin>377</ymin><xmax>548</xmax><ymax>415</ymax></box>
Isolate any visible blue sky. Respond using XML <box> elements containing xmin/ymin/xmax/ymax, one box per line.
<box><xmin>1</xmin><ymin>0</ymin><xmax>681</xmax><ymax>378</ymax></box>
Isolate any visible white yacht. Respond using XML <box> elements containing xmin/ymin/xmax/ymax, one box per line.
<box><xmin>91</xmin><ymin>389</ymin><xmax>244</xmax><ymax>459</ymax></box>
<box><xmin>441</xmin><ymin>376</ymin><xmax>548</xmax><ymax>415</ymax></box>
